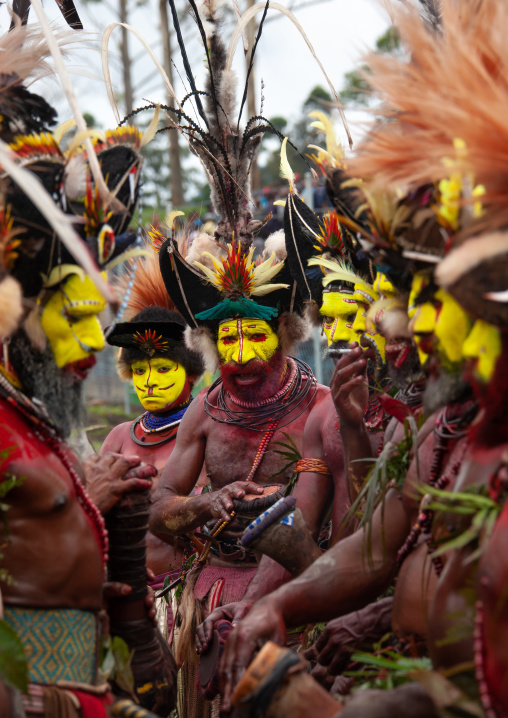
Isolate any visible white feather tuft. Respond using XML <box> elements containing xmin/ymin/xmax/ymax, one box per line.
<box><xmin>63</xmin><ymin>153</ymin><xmax>87</xmax><ymax>200</ymax></box>
<box><xmin>186</xmin><ymin>233</ymin><xmax>225</xmax><ymax>270</ymax></box>
<box><xmin>0</xmin><ymin>276</ymin><xmax>23</xmax><ymax>340</ymax></box>
<box><xmin>280</xmin><ymin>137</ymin><xmax>295</xmax><ymax>192</ymax></box>
<box><xmin>263</xmin><ymin>230</ymin><xmax>286</xmax><ymax>261</ymax></box>
<box><xmin>184</xmin><ymin>325</ymin><xmax>218</xmax><ymax>373</ymax></box>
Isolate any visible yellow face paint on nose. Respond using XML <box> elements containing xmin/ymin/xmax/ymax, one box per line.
<box><xmin>463</xmin><ymin>320</ymin><xmax>502</xmax><ymax>383</ymax></box>
<box><xmin>352</xmin><ymin>281</ymin><xmax>386</xmax><ymax>360</ymax></box>
<box><xmin>433</xmin><ymin>289</ymin><xmax>472</xmax><ymax>365</ymax></box>
<box><xmin>41</xmin><ymin>273</ymin><xmax>108</xmax><ymax>368</ymax></box>
<box><xmin>217</xmin><ymin>318</ymin><xmax>279</xmax><ymax>364</ymax></box>
<box><xmin>131</xmin><ymin>356</ymin><xmax>188</xmax><ymax>411</ymax></box>
<box><xmin>408</xmin><ymin>273</ymin><xmax>435</xmax><ymax>365</ymax></box>
<box><xmin>373</xmin><ymin>272</ymin><xmax>397</xmax><ymax>300</ymax></box>
<box><xmin>319</xmin><ymin>291</ymin><xmax>358</xmax><ymax>346</ymax></box>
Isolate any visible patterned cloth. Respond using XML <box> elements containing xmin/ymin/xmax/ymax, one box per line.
<box><xmin>4</xmin><ymin>607</ymin><xmax>98</xmax><ymax>685</ymax></box>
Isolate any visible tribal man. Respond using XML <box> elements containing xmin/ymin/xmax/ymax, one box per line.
<box><xmin>0</xmin><ymin>43</ymin><xmax>176</xmax><ymax>714</ymax></box>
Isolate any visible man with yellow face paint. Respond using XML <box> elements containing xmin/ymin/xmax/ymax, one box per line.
<box><xmin>408</xmin><ymin>271</ymin><xmax>474</xmax><ymax>414</ymax></box>
<box><xmin>103</xmin><ymin>306</ymin><xmax>207</xmax><ymax>583</ymax></box>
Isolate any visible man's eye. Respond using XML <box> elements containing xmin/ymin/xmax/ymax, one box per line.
<box><xmin>133</xmin><ymin>368</ymin><xmax>145</xmax><ymax>375</ymax></box>
<box><xmin>65</xmin><ymin>313</ymin><xmax>80</xmax><ymax>325</ymax></box>
<box><xmin>323</xmin><ymin>317</ymin><xmax>334</xmax><ymax>325</ymax></box>
<box><xmin>348</xmin><ymin>314</ymin><xmax>357</xmax><ymax>322</ymax></box>
<box><xmin>157</xmin><ymin>367</ymin><xmax>170</xmax><ymax>373</ymax></box>
<box><xmin>222</xmin><ymin>337</ymin><xmax>237</xmax><ymax>345</ymax></box>
<box><xmin>250</xmin><ymin>334</ymin><xmax>266</xmax><ymax>342</ymax></box>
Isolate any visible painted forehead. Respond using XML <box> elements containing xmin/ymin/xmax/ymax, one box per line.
<box><xmin>353</xmin><ymin>282</ymin><xmax>378</xmax><ymax>306</ymax></box>
<box><xmin>320</xmin><ymin>291</ymin><xmax>357</xmax><ymax>315</ymax></box>
<box><xmin>219</xmin><ymin>319</ymin><xmax>273</xmax><ymax>333</ymax></box>
<box><xmin>62</xmin><ymin>275</ymin><xmax>107</xmax><ymax>313</ymax></box>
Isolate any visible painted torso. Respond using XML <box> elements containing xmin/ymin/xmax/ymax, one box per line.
<box><xmin>102</xmin><ymin>415</ymin><xmax>207</xmax><ymax>575</ymax></box>
<box><xmin>201</xmin><ymin>382</ymin><xmax>330</xmax><ymax>491</ymax></box>
<box><xmin>0</xmin><ymin>397</ymin><xmax>104</xmax><ymax>611</ymax></box>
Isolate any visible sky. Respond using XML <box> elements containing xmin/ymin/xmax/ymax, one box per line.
<box><xmin>4</xmin><ymin>0</ymin><xmax>390</xmax><ymax>155</ymax></box>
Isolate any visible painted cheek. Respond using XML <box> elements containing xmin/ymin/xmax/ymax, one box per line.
<box><xmin>331</xmin><ymin>318</ymin><xmax>352</xmax><ymax>344</ymax></box>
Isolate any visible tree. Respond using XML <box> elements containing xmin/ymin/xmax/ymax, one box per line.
<box><xmin>340</xmin><ymin>26</ymin><xmax>400</xmax><ymax>107</ymax></box>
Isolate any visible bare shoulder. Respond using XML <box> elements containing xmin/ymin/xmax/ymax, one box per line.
<box><xmin>101</xmin><ymin>421</ymin><xmax>131</xmax><ymax>454</ymax></box>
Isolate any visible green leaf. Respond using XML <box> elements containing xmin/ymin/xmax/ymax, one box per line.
<box><xmin>111</xmin><ymin>636</ymin><xmax>135</xmax><ymax>697</ymax></box>
<box><xmin>0</xmin><ymin>619</ymin><xmax>28</xmax><ymax>692</ymax></box>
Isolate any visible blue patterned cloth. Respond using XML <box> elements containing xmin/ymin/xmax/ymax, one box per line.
<box><xmin>4</xmin><ymin>607</ymin><xmax>98</xmax><ymax>685</ymax></box>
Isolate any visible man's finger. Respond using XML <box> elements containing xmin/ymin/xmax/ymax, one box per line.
<box><xmin>124</xmin><ymin>464</ymin><xmax>158</xmax><ymax>480</ymax></box>
<box><xmin>236</xmin><ymin>481</ymin><xmax>264</xmax><ymax>494</ymax></box>
<box><xmin>118</xmin><ymin>478</ymin><xmax>153</xmax><ymax>496</ymax></box>
<box><xmin>103</xmin><ymin>581</ymin><xmax>132</xmax><ymax>599</ymax></box>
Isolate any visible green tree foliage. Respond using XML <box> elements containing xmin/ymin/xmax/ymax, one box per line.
<box><xmin>339</xmin><ymin>26</ymin><xmax>400</xmax><ymax>107</ymax></box>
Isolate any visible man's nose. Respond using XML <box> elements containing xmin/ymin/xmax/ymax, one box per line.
<box><xmin>234</xmin><ymin>340</ymin><xmax>257</xmax><ymax>364</ymax></box>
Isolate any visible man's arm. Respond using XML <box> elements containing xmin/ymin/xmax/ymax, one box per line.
<box><xmin>218</xmin><ymin>487</ymin><xmax>410</xmax><ymax>709</ymax></box>
<box><xmin>149</xmin><ymin>394</ymin><xmax>262</xmax><ymax>537</ymax></box>
<box><xmin>244</xmin><ymin>404</ymin><xmax>334</xmax><ymax>599</ymax></box>
<box><xmin>331</xmin><ymin>344</ymin><xmax>376</xmax><ymax>503</ymax></box>
<box><xmin>196</xmin><ymin>403</ymin><xmax>334</xmax><ymax>649</ymax></box>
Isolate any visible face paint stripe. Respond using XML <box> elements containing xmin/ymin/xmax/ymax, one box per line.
<box><xmin>237</xmin><ymin>318</ymin><xmax>243</xmax><ymax>363</ymax></box>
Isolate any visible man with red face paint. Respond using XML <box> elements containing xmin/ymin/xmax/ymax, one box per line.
<box><xmin>149</xmin><ymin>230</ymin><xmax>330</xmax><ymax>715</ymax></box>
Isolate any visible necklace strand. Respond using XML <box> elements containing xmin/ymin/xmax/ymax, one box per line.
<box><xmin>204</xmin><ymin>357</ymin><xmax>317</xmax><ymax>431</ymax></box>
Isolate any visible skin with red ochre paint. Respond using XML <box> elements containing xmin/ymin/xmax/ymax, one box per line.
<box><xmin>0</xmin><ymin>397</ymin><xmax>104</xmax><ymax>611</ymax></box>
<box><xmin>101</xmin><ymin>389</ymin><xmax>209</xmax><ymax>576</ymax></box>
<box><xmin>215</xmin><ymin>406</ymin><xmax>477</xmax><ymax>710</ymax></box>
<box><xmin>149</xmin><ymin>357</ymin><xmax>330</xmax><ymax>541</ymax></box>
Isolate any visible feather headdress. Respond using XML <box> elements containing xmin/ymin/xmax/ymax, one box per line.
<box><xmin>347</xmin><ymin>0</ymin><xmax>508</xmax><ymax>324</ymax></box>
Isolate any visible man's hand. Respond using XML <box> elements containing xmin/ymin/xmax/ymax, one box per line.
<box><xmin>208</xmin><ymin>481</ymin><xmax>264</xmax><ymax>523</ymax></box>
<box><xmin>196</xmin><ymin>600</ymin><xmax>253</xmax><ymax>654</ymax></box>
<box><xmin>304</xmin><ymin>614</ymin><xmax>360</xmax><ymax>676</ymax></box>
<box><xmin>218</xmin><ymin>597</ymin><xmax>286</xmax><ymax>711</ymax></box>
<box><xmin>330</xmin><ymin>343</ymin><xmax>369</xmax><ymax>429</ymax></box>
<box><xmin>84</xmin><ymin>452</ymin><xmax>156</xmax><ymax>515</ymax></box>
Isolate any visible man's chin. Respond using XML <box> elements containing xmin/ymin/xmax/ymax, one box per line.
<box><xmin>63</xmin><ymin>355</ymin><xmax>97</xmax><ymax>381</ymax></box>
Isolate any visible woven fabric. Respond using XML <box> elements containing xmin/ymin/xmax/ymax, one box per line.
<box><xmin>4</xmin><ymin>607</ymin><xmax>98</xmax><ymax>685</ymax></box>
<box><xmin>194</xmin><ymin>565</ymin><xmax>258</xmax><ymax>606</ymax></box>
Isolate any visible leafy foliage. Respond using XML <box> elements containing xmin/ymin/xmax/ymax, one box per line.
<box><xmin>0</xmin><ymin>619</ymin><xmax>28</xmax><ymax>693</ymax></box>
<box><xmin>337</xmin><ymin>410</ymin><xmax>424</xmax><ymax>557</ymax></box>
<box><xmin>425</xmin><ymin>483</ymin><xmax>500</xmax><ymax>564</ymax></box>
<box><xmin>269</xmin><ymin>432</ymin><xmax>302</xmax><ymax>489</ymax></box>
<box><xmin>99</xmin><ymin>635</ymin><xmax>135</xmax><ymax>697</ymax></box>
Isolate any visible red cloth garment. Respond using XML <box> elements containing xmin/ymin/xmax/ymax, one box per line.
<box><xmin>194</xmin><ymin>565</ymin><xmax>258</xmax><ymax>606</ymax></box>
<box><xmin>71</xmin><ymin>690</ymin><xmax>113</xmax><ymax>718</ymax></box>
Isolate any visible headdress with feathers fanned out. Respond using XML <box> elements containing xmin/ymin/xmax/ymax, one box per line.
<box><xmin>348</xmin><ymin>0</ymin><xmax>508</xmax><ymax>325</ymax></box>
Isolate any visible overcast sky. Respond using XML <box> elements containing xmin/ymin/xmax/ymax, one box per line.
<box><xmin>6</xmin><ymin>0</ymin><xmax>390</xmax><ymax>154</ymax></box>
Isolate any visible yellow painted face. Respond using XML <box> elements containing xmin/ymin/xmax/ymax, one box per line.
<box><xmin>408</xmin><ymin>273</ymin><xmax>437</xmax><ymax>365</ymax></box>
<box><xmin>320</xmin><ymin>291</ymin><xmax>358</xmax><ymax>346</ymax></box>
<box><xmin>463</xmin><ymin>320</ymin><xmax>502</xmax><ymax>383</ymax></box>
<box><xmin>41</xmin><ymin>273</ymin><xmax>107</xmax><ymax>368</ymax></box>
<box><xmin>217</xmin><ymin>319</ymin><xmax>279</xmax><ymax>364</ymax></box>
<box><xmin>408</xmin><ymin>273</ymin><xmax>472</xmax><ymax>367</ymax></box>
<box><xmin>373</xmin><ymin>272</ymin><xmax>397</xmax><ymax>300</ymax></box>
<box><xmin>131</xmin><ymin>356</ymin><xmax>188</xmax><ymax>411</ymax></box>
<box><xmin>352</xmin><ymin>281</ymin><xmax>386</xmax><ymax>361</ymax></box>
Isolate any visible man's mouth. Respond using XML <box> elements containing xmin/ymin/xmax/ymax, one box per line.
<box><xmin>233</xmin><ymin>374</ymin><xmax>261</xmax><ymax>386</ymax></box>
<box><xmin>385</xmin><ymin>341</ymin><xmax>411</xmax><ymax>369</ymax></box>
<box><xmin>64</xmin><ymin>355</ymin><xmax>97</xmax><ymax>380</ymax></box>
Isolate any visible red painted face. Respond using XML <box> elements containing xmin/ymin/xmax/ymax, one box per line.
<box><xmin>220</xmin><ymin>349</ymin><xmax>287</xmax><ymax>403</ymax></box>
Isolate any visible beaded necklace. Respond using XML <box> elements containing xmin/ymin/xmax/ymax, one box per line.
<box><xmin>204</xmin><ymin>357</ymin><xmax>317</xmax><ymax>431</ymax></box>
<box><xmin>0</xmin><ymin>371</ymin><xmax>109</xmax><ymax>566</ymax></box>
<box><xmin>140</xmin><ymin>399</ymin><xmax>191</xmax><ymax>433</ymax></box>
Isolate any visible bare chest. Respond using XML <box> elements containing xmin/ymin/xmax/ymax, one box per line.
<box><xmin>120</xmin><ymin>423</ymin><xmax>178</xmax><ymax>476</ymax></box>
<box><xmin>204</xmin><ymin>419</ymin><xmax>306</xmax><ymax>489</ymax></box>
